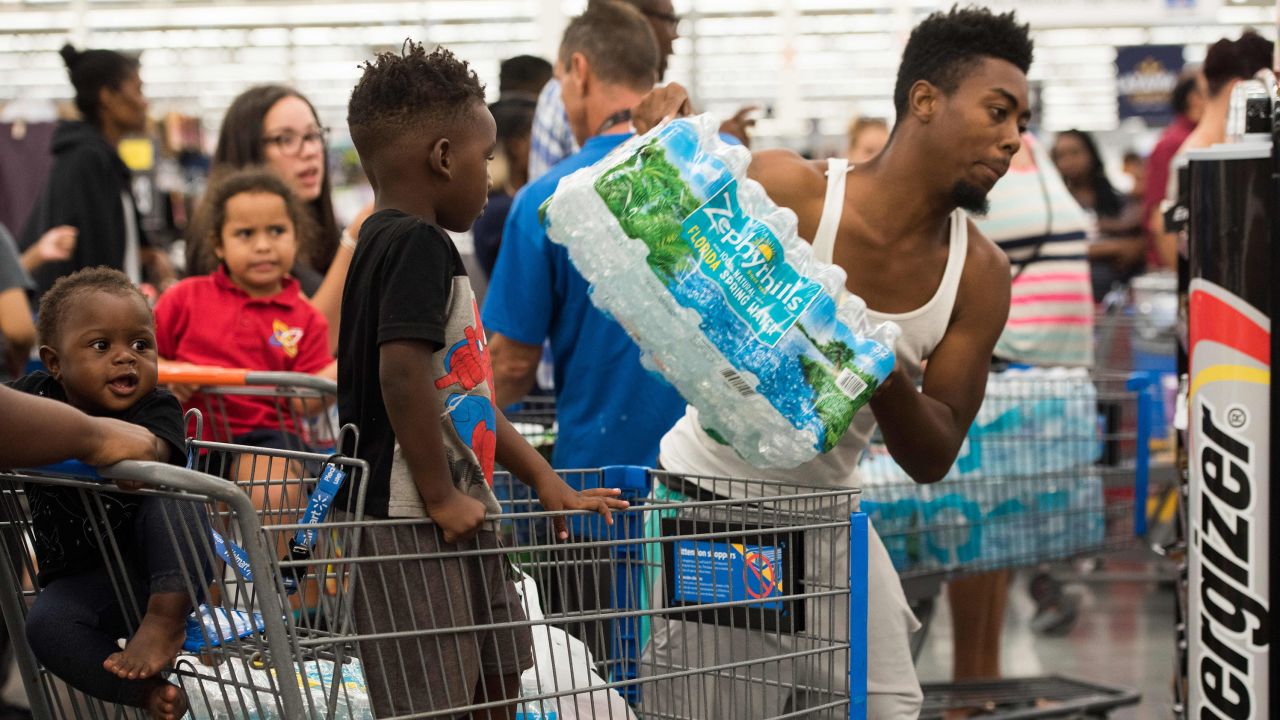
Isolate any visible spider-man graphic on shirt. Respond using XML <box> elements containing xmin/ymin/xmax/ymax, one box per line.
<box><xmin>434</xmin><ymin>297</ymin><xmax>496</xmax><ymax>484</ymax></box>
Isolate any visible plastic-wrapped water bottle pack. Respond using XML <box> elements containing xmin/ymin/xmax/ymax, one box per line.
<box><xmin>543</xmin><ymin>115</ymin><xmax>899</xmax><ymax>468</ymax></box>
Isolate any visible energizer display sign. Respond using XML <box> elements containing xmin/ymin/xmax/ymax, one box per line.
<box><xmin>1187</xmin><ymin>278</ymin><xmax>1271</xmax><ymax>719</ymax></box>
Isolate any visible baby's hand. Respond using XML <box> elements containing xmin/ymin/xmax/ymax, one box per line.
<box><xmin>532</xmin><ymin>475</ymin><xmax>630</xmax><ymax>540</ymax></box>
<box><xmin>425</xmin><ymin>489</ymin><xmax>487</xmax><ymax>544</ymax></box>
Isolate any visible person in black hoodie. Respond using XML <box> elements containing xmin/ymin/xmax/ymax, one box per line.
<box><xmin>20</xmin><ymin>44</ymin><xmax>175</xmax><ymax>296</ymax></box>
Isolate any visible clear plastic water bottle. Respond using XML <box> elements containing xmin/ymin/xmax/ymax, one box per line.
<box><xmin>544</xmin><ymin>114</ymin><xmax>899</xmax><ymax>468</ymax></box>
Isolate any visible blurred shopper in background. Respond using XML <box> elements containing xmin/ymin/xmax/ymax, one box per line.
<box><xmin>1051</xmin><ymin>129</ymin><xmax>1144</xmax><ymax>302</ymax></box>
<box><xmin>846</xmin><ymin>116</ymin><xmax>889</xmax><ymax>164</ymax></box>
<box><xmin>186</xmin><ymin>85</ymin><xmax>373</xmax><ymax>351</ymax></box>
<box><xmin>1141</xmin><ymin>73</ymin><xmax>1201</xmax><ymax>270</ymax></box>
<box><xmin>474</xmin><ymin>97</ymin><xmax>538</xmax><ymax>281</ymax></box>
<box><xmin>474</xmin><ymin>55</ymin><xmax>551</xmax><ymax>281</ymax></box>
<box><xmin>497</xmin><ymin>54</ymin><xmax>554</xmax><ymax>100</ymax></box>
<box><xmin>21</xmin><ymin>44</ymin><xmax>176</xmax><ymax>295</ymax></box>
<box><xmin>1153</xmin><ymin>31</ymin><xmax>1273</xmax><ymax>268</ymax></box>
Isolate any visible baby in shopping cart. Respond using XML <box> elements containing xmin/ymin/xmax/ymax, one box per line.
<box><xmin>154</xmin><ymin>169</ymin><xmax>337</xmax><ymax>522</ymax></box>
<box><xmin>336</xmin><ymin>42</ymin><xmax>632</xmax><ymax>717</ymax></box>
<box><xmin>9</xmin><ymin>267</ymin><xmax>209</xmax><ymax>719</ymax></box>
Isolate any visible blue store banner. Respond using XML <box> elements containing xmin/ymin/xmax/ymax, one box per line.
<box><xmin>1115</xmin><ymin>45</ymin><xmax>1185</xmax><ymax>125</ymax></box>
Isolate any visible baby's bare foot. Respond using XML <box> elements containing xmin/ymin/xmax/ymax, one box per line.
<box><xmin>103</xmin><ymin>604</ymin><xmax>187</xmax><ymax>680</ymax></box>
<box><xmin>146</xmin><ymin>682</ymin><xmax>189</xmax><ymax>720</ymax></box>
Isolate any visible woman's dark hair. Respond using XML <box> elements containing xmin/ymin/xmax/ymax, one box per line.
<box><xmin>200</xmin><ymin>167</ymin><xmax>316</xmax><ymax>274</ymax></box>
<box><xmin>1054</xmin><ymin>129</ymin><xmax>1123</xmax><ymax>218</ymax></box>
<box><xmin>59</xmin><ymin>44</ymin><xmax>139</xmax><ymax>128</ymax></box>
<box><xmin>190</xmin><ymin>85</ymin><xmax>338</xmax><ymax>277</ymax></box>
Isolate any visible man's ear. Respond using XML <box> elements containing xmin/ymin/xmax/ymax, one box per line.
<box><xmin>429</xmin><ymin>137</ymin><xmax>451</xmax><ymax>179</ymax></box>
<box><xmin>569</xmin><ymin>51</ymin><xmax>590</xmax><ymax>95</ymax></box>
<box><xmin>38</xmin><ymin>345</ymin><xmax>60</xmax><ymax>380</ymax></box>
<box><xmin>908</xmin><ymin>80</ymin><xmax>940</xmax><ymax>123</ymax></box>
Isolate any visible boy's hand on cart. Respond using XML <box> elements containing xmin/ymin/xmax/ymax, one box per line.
<box><xmin>532</xmin><ymin>475</ymin><xmax>630</xmax><ymax>540</ymax></box>
<box><xmin>426</xmin><ymin>489</ymin><xmax>488</xmax><ymax>543</ymax></box>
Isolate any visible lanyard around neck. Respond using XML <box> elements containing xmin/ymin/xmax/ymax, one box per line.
<box><xmin>595</xmin><ymin>108</ymin><xmax>632</xmax><ymax>137</ymax></box>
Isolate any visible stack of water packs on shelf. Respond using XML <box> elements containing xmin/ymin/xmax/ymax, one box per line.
<box><xmin>860</xmin><ymin>367</ymin><xmax>1105</xmax><ymax>573</ymax></box>
<box><xmin>542</xmin><ymin>114</ymin><xmax>899</xmax><ymax>468</ymax></box>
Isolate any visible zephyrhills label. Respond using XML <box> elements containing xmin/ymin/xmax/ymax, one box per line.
<box><xmin>1188</xmin><ymin>279</ymin><xmax>1271</xmax><ymax>720</ymax></box>
<box><xmin>681</xmin><ymin>179</ymin><xmax>822</xmax><ymax>346</ymax></box>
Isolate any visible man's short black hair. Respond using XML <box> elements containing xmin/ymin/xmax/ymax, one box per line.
<box><xmin>499</xmin><ymin>55</ymin><xmax>553</xmax><ymax>98</ymax></box>
<box><xmin>347</xmin><ymin>41</ymin><xmax>487</xmax><ymax>160</ymax></box>
<box><xmin>37</xmin><ymin>267</ymin><xmax>148</xmax><ymax>347</ymax></box>
<box><xmin>893</xmin><ymin>5</ymin><xmax>1033</xmax><ymax>117</ymax></box>
<box><xmin>1171</xmin><ymin>73</ymin><xmax>1199</xmax><ymax>116</ymax></box>
<box><xmin>559</xmin><ymin>1</ymin><xmax>659</xmax><ymax>92</ymax></box>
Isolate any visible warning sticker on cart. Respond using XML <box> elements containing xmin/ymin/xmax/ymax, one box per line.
<box><xmin>661</xmin><ymin>517</ymin><xmax>805</xmax><ymax>632</ymax></box>
<box><xmin>671</xmin><ymin>540</ymin><xmax>786</xmax><ymax>610</ymax></box>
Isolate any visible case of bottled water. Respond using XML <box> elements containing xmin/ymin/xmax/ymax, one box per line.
<box><xmin>543</xmin><ymin>114</ymin><xmax>899</xmax><ymax>468</ymax></box>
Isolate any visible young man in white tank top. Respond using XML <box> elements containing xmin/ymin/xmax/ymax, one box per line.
<box><xmin>632</xmin><ymin>8</ymin><xmax>1032</xmax><ymax>718</ymax></box>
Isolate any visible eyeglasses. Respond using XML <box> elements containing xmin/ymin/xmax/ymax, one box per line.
<box><xmin>262</xmin><ymin>127</ymin><xmax>329</xmax><ymax>155</ymax></box>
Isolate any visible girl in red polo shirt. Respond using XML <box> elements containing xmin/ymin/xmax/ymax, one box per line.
<box><xmin>154</xmin><ymin>168</ymin><xmax>335</xmax><ymax>497</ymax></box>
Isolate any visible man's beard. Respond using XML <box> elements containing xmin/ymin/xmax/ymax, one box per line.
<box><xmin>950</xmin><ymin>180</ymin><xmax>990</xmax><ymax>216</ymax></box>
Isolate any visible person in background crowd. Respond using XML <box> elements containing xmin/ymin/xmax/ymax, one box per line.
<box><xmin>497</xmin><ymin>54</ymin><xmax>554</xmax><ymax>100</ymax></box>
<box><xmin>1154</xmin><ymin>31</ymin><xmax>1273</xmax><ymax>268</ymax></box>
<box><xmin>846</xmin><ymin>116</ymin><xmax>889</xmax><ymax>164</ymax></box>
<box><xmin>528</xmin><ymin>0</ymin><xmax>755</xmax><ymax>181</ymax></box>
<box><xmin>1122</xmin><ymin>150</ymin><xmax>1145</xmax><ymax>200</ymax></box>
<box><xmin>474</xmin><ymin>97</ymin><xmax>538</xmax><ymax>280</ymax></box>
<box><xmin>473</xmin><ymin>55</ymin><xmax>552</xmax><ymax>281</ymax></box>
<box><xmin>185</xmin><ymin>85</ymin><xmax>373</xmax><ymax>351</ymax></box>
<box><xmin>1051</xmin><ymin>129</ymin><xmax>1144</xmax><ymax>302</ymax></box>
<box><xmin>485</xmin><ymin>1</ymin><xmax>683</xmax><ymax>472</ymax></box>
<box><xmin>2</xmin><ymin>223</ymin><xmax>77</xmax><ymax>379</ymax></box>
<box><xmin>20</xmin><ymin>45</ymin><xmax>176</xmax><ymax>296</ymax></box>
<box><xmin>1141</xmin><ymin>73</ymin><xmax>1201</xmax><ymax>269</ymax></box>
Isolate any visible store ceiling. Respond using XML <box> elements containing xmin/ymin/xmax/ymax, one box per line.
<box><xmin>0</xmin><ymin>0</ymin><xmax>1275</xmax><ymax>149</ymax></box>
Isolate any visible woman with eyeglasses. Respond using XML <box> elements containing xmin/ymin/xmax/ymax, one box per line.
<box><xmin>186</xmin><ymin>85</ymin><xmax>373</xmax><ymax>350</ymax></box>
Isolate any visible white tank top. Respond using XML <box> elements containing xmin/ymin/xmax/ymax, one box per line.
<box><xmin>659</xmin><ymin>158</ymin><xmax>969</xmax><ymax>492</ymax></box>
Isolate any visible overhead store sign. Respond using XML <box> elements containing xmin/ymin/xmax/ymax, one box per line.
<box><xmin>1115</xmin><ymin>45</ymin><xmax>1185</xmax><ymax>126</ymax></box>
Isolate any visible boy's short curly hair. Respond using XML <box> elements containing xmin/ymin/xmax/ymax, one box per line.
<box><xmin>37</xmin><ymin>267</ymin><xmax>149</xmax><ymax>347</ymax></box>
<box><xmin>893</xmin><ymin>5</ymin><xmax>1033</xmax><ymax>117</ymax></box>
<box><xmin>347</xmin><ymin>41</ymin><xmax>487</xmax><ymax>159</ymax></box>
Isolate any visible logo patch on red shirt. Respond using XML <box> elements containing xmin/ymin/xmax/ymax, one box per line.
<box><xmin>269</xmin><ymin>320</ymin><xmax>303</xmax><ymax>358</ymax></box>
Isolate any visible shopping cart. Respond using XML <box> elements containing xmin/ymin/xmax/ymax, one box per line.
<box><xmin>159</xmin><ymin>363</ymin><xmax>340</xmax><ymax>454</ymax></box>
<box><xmin>0</xmin><ymin>459</ymin><xmax>869</xmax><ymax>720</ymax></box>
<box><xmin>859</xmin><ymin>367</ymin><xmax>1154</xmax><ymax>718</ymax></box>
<box><xmin>860</xmin><ymin>369</ymin><xmax>1154</xmax><ymax>584</ymax></box>
<box><xmin>0</xmin><ymin>460</ymin><xmax>332</xmax><ymax>719</ymax></box>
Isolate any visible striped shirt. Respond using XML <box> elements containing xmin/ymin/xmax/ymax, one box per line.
<box><xmin>975</xmin><ymin>137</ymin><xmax>1095</xmax><ymax>368</ymax></box>
<box><xmin>528</xmin><ymin>79</ymin><xmax>579</xmax><ymax>182</ymax></box>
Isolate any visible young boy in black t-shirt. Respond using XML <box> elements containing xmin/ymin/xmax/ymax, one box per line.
<box><xmin>9</xmin><ymin>267</ymin><xmax>210</xmax><ymax>720</ymax></box>
<box><xmin>339</xmin><ymin>43</ymin><xmax>629</xmax><ymax>717</ymax></box>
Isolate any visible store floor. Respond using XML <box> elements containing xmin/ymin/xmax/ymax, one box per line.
<box><xmin>916</xmin><ymin>564</ymin><xmax>1178</xmax><ymax>718</ymax></box>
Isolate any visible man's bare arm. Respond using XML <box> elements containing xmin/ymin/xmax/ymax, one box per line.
<box><xmin>489</xmin><ymin>333</ymin><xmax>542</xmax><ymax>408</ymax></box>
<box><xmin>869</xmin><ymin>226</ymin><xmax>1011</xmax><ymax>483</ymax></box>
<box><xmin>746</xmin><ymin>150</ymin><xmax>828</xmax><ymax>242</ymax></box>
